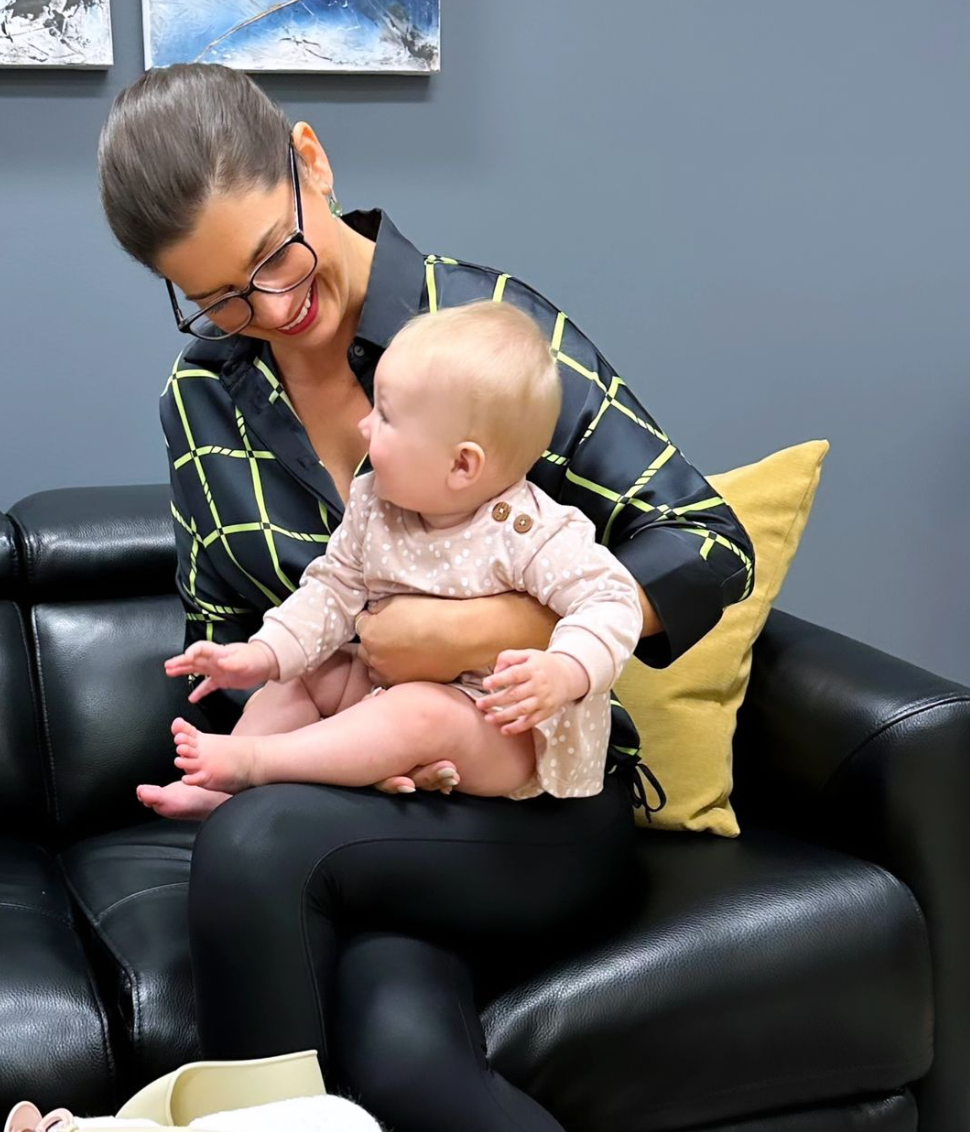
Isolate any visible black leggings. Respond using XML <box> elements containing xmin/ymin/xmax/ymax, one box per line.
<box><xmin>188</xmin><ymin>777</ymin><xmax>636</xmax><ymax>1132</ymax></box>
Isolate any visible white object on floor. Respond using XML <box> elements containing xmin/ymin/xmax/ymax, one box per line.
<box><xmin>189</xmin><ymin>1096</ymin><xmax>382</xmax><ymax>1130</ymax></box>
<box><xmin>75</xmin><ymin>1122</ymin><xmax>157</xmax><ymax>1128</ymax></box>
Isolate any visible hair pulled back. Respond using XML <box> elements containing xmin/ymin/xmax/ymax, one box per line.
<box><xmin>99</xmin><ymin>63</ymin><xmax>293</xmax><ymax>270</ymax></box>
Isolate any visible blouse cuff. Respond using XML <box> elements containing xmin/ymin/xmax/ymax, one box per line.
<box><xmin>250</xmin><ymin>621</ymin><xmax>309</xmax><ymax>684</ymax></box>
<box><xmin>613</xmin><ymin>526</ymin><xmax>734</xmax><ymax>669</ymax></box>
<box><xmin>548</xmin><ymin>625</ymin><xmax>617</xmax><ymax>696</ymax></box>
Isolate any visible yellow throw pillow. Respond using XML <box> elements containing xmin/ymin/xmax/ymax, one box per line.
<box><xmin>615</xmin><ymin>440</ymin><xmax>830</xmax><ymax>836</ymax></box>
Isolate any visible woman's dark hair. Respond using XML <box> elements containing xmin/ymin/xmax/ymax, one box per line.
<box><xmin>98</xmin><ymin>63</ymin><xmax>293</xmax><ymax>271</ymax></box>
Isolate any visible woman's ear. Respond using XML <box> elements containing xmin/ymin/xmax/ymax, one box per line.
<box><xmin>448</xmin><ymin>442</ymin><xmax>486</xmax><ymax>490</ymax></box>
<box><xmin>291</xmin><ymin>122</ymin><xmax>335</xmax><ymax>194</ymax></box>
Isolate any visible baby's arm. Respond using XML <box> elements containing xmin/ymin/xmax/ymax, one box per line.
<box><xmin>248</xmin><ymin>478</ymin><xmax>373</xmax><ymax>681</ymax></box>
<box><xmin>164</xmin><ymin>479</ymin><xmax>373</xmax><ymax>694</ymax></box>
<box><xmin>478</xmin><ymin>516</ymin><xmax>643</xmax><ymax>734</ymax></box>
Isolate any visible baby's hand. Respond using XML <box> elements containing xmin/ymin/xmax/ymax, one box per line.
<box><xmin>477</xmin><ymin>649</ymin><xmax>590</xmax><ymax>736</ymax></box>
<box><xmin>164</xmin><ymin>641</ymin><xmax>278</xmax><ymax>703</ymax></box>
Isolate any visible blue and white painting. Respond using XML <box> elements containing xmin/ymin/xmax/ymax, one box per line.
<box><xmin>144</xmin><ymin>1</ymin><xmax>440</xmax><ymax>74</ymax></box>
<box><xmin>0</xmin><ymin>0</ymin><xmax>113</xmax><ymax>67</ymax></box>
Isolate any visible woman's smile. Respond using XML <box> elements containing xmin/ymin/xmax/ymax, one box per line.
<box><xmin>276</xmin><ymin>278</ymin><xmax>319</xmax><ymax>336</ymax></box>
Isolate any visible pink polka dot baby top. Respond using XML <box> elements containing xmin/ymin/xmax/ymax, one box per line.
<box><xmin>251</xmin><ymin>472</ymin><xmax>643</xmax><ymax>800</ymax></box>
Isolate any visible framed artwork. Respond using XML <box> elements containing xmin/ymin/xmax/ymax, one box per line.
<box><xmin>143</xmin><ymin>1</ymin><xmax>440</xmax><ymax>74</ymax></box>
<box><xmin>0</xmin><ymin>0</ymin><xmax>113</xmax><ymax>67</ymax></box>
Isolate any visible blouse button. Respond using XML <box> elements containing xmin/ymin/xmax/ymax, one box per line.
<box><xmin>491</xmin><ymin>502</ymin><xmax>511</xmax><ymax>522</ymax></box>
<box><xmin>513</xmin><ymin>514</ymin><xmax>534</xmax><ymax>534</ymax></box>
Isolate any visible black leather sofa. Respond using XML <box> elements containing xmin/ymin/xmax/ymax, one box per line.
<box><xmin>1</xmin><ymin>484</ymin><xmax>966</xmax><ymax>1132</ymax></box>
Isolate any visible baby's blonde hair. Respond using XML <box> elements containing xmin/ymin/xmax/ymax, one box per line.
<box><xmin>390</xmin><ymin>300</ymin><xmax>562</xmax><ymax>480</ymax></box>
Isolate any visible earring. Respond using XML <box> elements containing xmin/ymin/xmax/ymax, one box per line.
<box><xmin>328</xmin><ymin>190</ymin><xmax>343</xmax><ymax>218</ymax></box>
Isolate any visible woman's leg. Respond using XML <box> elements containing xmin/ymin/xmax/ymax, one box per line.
<box><xmin>333</xmin><ymin>934</ymin><xmax>566</xmax><ymax>1132</ymax></box>
<box><xmin>188</xmin><ymin>777</ymin><xmax>635</xmax><ymax>1130</ymax></box>
<box><xmin>171</xmin><ymin>682</ymin><xmax>535</xmax><ymax>796</ymax></box>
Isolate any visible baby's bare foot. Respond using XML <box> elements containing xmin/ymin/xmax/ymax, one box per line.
<box><xmin>171</xmin><ymin>717</ymin><xmax>258</xmax><ymax>793</ymax></box>
<box><xmin>413</xmin><ymin>760</ymin><xmax>461</xmax><ymax>794</ymax></box>
<box><xmin>375</xmin><ymin>760</ymin><xmax>460</xmax><ymax>796</ymax></box>
<box><xmin>136</xmin><ymin>781</ymin><xmax>230</xmax><ymax>821</ymax></box>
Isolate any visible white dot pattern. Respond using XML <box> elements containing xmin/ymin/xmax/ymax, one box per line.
<box><xmin>255</xmin><ymin>473</ymin><xmax>642</xmax><ymax>799</ymax></box>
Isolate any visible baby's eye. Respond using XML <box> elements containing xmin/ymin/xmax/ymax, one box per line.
<box><xmin>378</xmin><ymin>408</ymin><xmax>388</xmax><ymax>422</ymax></box>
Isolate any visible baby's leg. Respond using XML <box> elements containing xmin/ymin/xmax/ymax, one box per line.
<box><xmin>172</xmin><ymin>682</ymin><xmax>536</xmax><ymax>797</ymax></box>
<box><xmin>301</xmin><ymin>649</ymin><xmax>459</xmax><ymax>796</ymax></box>
<box><xmin>141</xmin><ymin>649</ymin><xmax>360</xmax><ymax>820</ymax></box>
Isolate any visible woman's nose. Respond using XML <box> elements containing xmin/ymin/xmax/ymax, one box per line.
<box><xmin>251</xmin><ymin>291</ymin><xmax>302</xmax><ymax>329</ymax></box>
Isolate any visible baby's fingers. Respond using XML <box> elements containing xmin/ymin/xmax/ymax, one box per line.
<box><xmin>187</xmin><ymin>676</ymin><xmax>217</xmax><ymax>703</ymax></box>
<box><xmin>500</xmin><ymin>710</ymin><xmax>544</xmax><ymax>736</ymax></box>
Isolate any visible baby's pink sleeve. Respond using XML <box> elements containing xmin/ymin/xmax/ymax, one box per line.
<box><xmin>519</xmin><ymin>516</ymin><xmax>643</xmax><ymax>696</ymax></box>
<box><xmin>251</xmin><ymin>479</ymin><xmax>371</xmax><ymax>682</ymax></box>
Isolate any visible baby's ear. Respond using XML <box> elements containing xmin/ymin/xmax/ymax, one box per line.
<box><xmin>449</xmin><ymin>441</ymin><xmax>486</xmax><ymax>487</ymax></box>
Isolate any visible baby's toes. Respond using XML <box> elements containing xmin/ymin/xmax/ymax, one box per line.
<box><xmin>375</xmin><ymin>776</ymin><xmax>417</xmax><ymax>795</ymax></box>
<box><xmin>180</xmin><ymin>769</ymin><xmax>210</xmax><ymax>787</ymax></box>
<box><xmin>171</xmin><ymin>716</ymin><xmax>198</xmax><ymax>743</ymax></box>
<box><xmin>410</xmin><ymin>761</ymin><xmax>461</xmax><ymax>793</ymax></box>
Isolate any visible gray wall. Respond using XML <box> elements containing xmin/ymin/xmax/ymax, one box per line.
<box><xmin>1</xmin><ymin>1</ymin><xmax>968</xmax><ymax>684</ymax></box>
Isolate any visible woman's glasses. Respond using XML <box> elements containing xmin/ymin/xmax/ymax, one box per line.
<box><xmin>166</xmin><ymin>145</ymin><xmax>318</xmax><ymax>341</ymax></box>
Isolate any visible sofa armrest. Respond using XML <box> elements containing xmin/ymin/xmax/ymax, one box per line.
<box><xmin>733</xmin><ymin>607</ymin><xmax>970</xmax><ymax>1132</ymax></box>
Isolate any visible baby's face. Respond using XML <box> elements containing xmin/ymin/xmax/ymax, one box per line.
<box><xmin>358</xmin><ymin>343</ymin><xmax>467</xmax><ymax>513</ymax></box>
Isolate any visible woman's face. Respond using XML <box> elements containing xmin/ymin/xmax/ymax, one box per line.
<box><xmin>154</xmin><ymin>129</ymin><xmax>351</xmax><ymax>351</ymax></box>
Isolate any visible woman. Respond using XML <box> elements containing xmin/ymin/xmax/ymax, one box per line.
<box><xmin>98</xmin><ymin>64</ymin><xmax>753</xmax><ymax>1132</ymax></box>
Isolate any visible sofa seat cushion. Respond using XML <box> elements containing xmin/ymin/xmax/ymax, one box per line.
<box><xmin>0</xmin><ymin>838</ymin><xmax>116</xmax><ymax>1115</ymax></box>
<box><xmin>483</xmin><ymin>828</ymin><xmax>933</xmax><ymax>1132</ymax></box>
<box><xmin>59</xmin><ymin>819</ymin><xmax>199</xmax><ymax>1095</ymax></box>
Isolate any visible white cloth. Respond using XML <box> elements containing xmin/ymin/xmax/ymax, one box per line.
<box><xmin>72</xmin><ymin>1096</ymin><xmax>380</xmax><ymax>1130</ymax></box>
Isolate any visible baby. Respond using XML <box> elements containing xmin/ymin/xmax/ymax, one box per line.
<box><xmin>162</xmin><ymin>301</ymin><xmax>643</xmax><ymax>803</ymax></box>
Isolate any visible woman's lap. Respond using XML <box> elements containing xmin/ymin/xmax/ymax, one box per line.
<box><xmin>188</xmin><ymin>776</ymin><xmax>635</xmax><ymax>1067</ymax></box>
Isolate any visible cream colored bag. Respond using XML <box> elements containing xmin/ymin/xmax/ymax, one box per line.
<box><xmin>116</xmin><ymin>1049</ymin><xmax>325</xmax><ymax>1124</ymax></box>
<box><xmin>4</xmin><ymin>1050</ymin><xmax>378</xmax><ymax>1132</ymax></box>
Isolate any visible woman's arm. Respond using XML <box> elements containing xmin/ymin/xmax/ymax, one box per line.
<box><xmin>529</xmin><ymin>303</ymin><xmax>755</xmax><ymax>668</ymax></box>
<box><xmin>356</xmin><ymin>586</ymin><xmax>662</xmax><ymax>687</ymax></box>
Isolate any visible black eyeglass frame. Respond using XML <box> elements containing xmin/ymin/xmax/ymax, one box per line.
<box><xmin>165</xmin><ymin>144</ymin><xmax>318</xmax><ymax>340</ymax></box>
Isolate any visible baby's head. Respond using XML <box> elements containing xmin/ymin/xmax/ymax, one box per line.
<box><xmin>359</xmin><ymin>301</ymin><xmax>561</xmax><ymax>516</ymax></box>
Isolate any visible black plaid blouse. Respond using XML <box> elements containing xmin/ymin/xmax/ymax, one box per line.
<box><xmin>161</xmin><ymin>210</ymin><xmax>755</xmax><ymax>814</ymax></box>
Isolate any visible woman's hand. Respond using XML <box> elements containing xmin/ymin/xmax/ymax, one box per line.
<box><xmin>355</xmin><ymin>592</ymin><xmax>561</xmax><ymax>687</ymax></box>
<box><xmin>164</xmin><ymin>641</ymin><xmax>278</xmax><ymax>703</ymax></box>
<box><xmin>354</xmin><ymin>594</ymin><xmax>467</xmax><ymax>686</ymax></box>
<box><xmin>476</xmin><ymin>649</ymin><xmax>590</xmax><ymax>735</ymax></box>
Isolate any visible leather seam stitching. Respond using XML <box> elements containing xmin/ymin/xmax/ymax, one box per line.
<box><xmin>54</xmin><ymin>859</ymin><xmax>120</xmax><ymax>1103</ymax></box>
<box><xmin>94</xmin><ymin>881</ymin><xmax>189</xmax><ymax>925</ymax></box>
<box><xmin>29</xmin><ymin>607</ymin><xmax>60</xmax><ymax>824</ymax></box>
<box><xmin>824</xmin><ymin>695</ymin><xmax>970</xmax><ymax>793</ymax></box>
<box><xmin>0</xmin><ymin>900</ymin><xmax>72</xmax><ymax>927</ymax></box>
<box><xmin>61</xmin><ymin>863</ymin><xmax>145</xmax><ymax>1056</ymax></box>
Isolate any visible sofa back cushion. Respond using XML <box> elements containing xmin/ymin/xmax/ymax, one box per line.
<box><xmin>0</xmin><ymin>512</ymin><xmax>17</xmax><ymax>593</ymax></box>
<box><xmin>0</xmin><ymin>513</ymin><xmax>48</xmax><ymax>834</ymax></box>
<box><xmin>8</xmin><ymin>486</ymin><xmax>209</xmax><ymax>840</ymax></box>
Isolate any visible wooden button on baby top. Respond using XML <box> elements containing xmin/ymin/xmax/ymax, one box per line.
<box><xmin>492</xmin><ymin>502</ymin><xmax>511</xmax><ymax>522</ymax></box>
<box><xmin>513</xmin><ymin>514</ymin><xmax>534</xmax><ymax>533</ymax></box>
